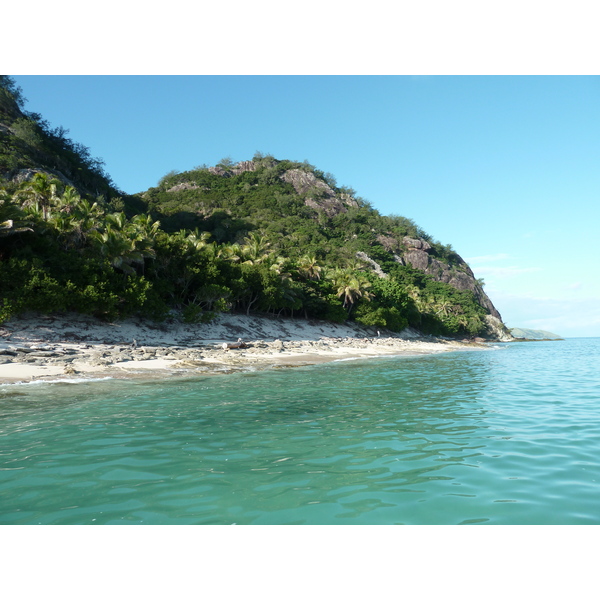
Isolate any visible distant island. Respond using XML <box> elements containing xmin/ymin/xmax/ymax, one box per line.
<box><xmin>510</xmin><ymin>328</ymin><xmax>563</xmax><ymax>340</ymax></box>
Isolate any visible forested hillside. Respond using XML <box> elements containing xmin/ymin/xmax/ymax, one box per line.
<box><xmin>0</xmin><ymin>76</ymin><xmax>510</xmax><ymax>339</ymax></box>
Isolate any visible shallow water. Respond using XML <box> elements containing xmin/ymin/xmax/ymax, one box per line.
<box><xmin>1</xmin><ymin>338</ymin><xmax>599</xmax><ymax>524</ymax></box>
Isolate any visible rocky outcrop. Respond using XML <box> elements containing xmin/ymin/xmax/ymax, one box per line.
<box><xmin>208</xmin><ymin>166</ymin><xmax>232</xmax><ymax>177</ymax></box>
<box><xmin>280</xmin><ymin>168</ymin><xmax>332</xmax><ymax>196</ymax></box>
<box><xmin>232</xmin><ymin>160</ymin><xmax>257</xmax><ymax>175</ymax></box>
<box><xmin>356</xmin><ymin>251</ymin><xmax>388</xmax><ymax>279</ymax></box>
<box><xmin>376</xmin><ymin>234</ymin><xmax>402</xmax><ymax>253</ymax></box>
<box><xmin>10</xmin><ymin>167</ymin><xmax>78</xmax><ymax>190</ymax></box>
<box><xmin>206</xmin><ymin>161</ymin><xmax>359</xmax><ymax>218</ymax></box>
<box><xmin>208</xmin><ymin>160</ymin><xmax>258</xmax><ymax>178</ymax></box>
<box><xmin>400</xmin><ymin>236</ymin><xmax>503</xmax><ymax>321</ymax></box>
<box><xmin>280</xmin><ymin>169</ymin><xmax>358</xmax><ymax>217</ymax></box>
<box><xmin>167</xmin><ymin>181</ymin><xmax>199</xmax><ymax>193</ymax></box>
<box><xmin>484</xmin><ymin>315</ymin><xmax>514</xmax><ymax>341</ymax></box>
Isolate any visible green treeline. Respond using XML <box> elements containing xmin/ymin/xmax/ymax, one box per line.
<box><xmin>0</xmin><ymin>77</ymin><xmax>488</xmax><ymax>336</ymax></box>
<box><xmin>0</xmin><ymin>168</ymin><xmax>488</xmax><ymax>336</ymax></box>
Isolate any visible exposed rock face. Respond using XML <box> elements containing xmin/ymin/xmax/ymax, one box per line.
<box><xmin>376</xmin><ymin>234</ymin><xmax>401</xmax><ymax>253</ymax></box>
<box><xmin>400</xmin><ymin>237</ymin><xmax>503</xmax><ymax>321</ymax></box>
<box><xmin>207</xmin><ymin>161</ymin><xmax>359</xmax><ymax>218</ymax></box>
<box><xmin>403</xmin><ymin>237</ymin><xmax>432</xmax><ymax>251</ymax></box>
<box><xmin>232</xmin><ymin>160</ymin><xmax>257</xmax><ymax>175</ymax></box>
<box><xmin>485</xmin><ymin>316</ymin><xmax>514</xmax><ymax>341</ymax></box>
<box><xmin>11</xmin><ymin>167</ymin><xmax>77</xmax><ymax>190</ymax></box>
<box><xmin>167</xmin><ymin>181</ymin><xmax>199</xmax><ymax>193</ymax></box>
<box><xmin>280</xmin><ymin>169</ymin><xmax>358</xmax><ymax>217</ymax></box>
<box><xmin>208</xmin><ymin>161</ymin><xmax>258</xmax><ymax>178</ymax></box>
<box><xmin>356</xmin><ymin>251</ymin><xmax>388</xmax><ymax>279</ymax></box>
<box><xmin>280</xmin><ymin>168</ymin><xmax>332</xmax><ymax>196</ymax></box>
<box><xmin>208</xmin><ymin>166</ymin><xmax>232</xmax><ymax>177</ymax></box>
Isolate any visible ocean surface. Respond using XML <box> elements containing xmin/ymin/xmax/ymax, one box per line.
<box><xmin>1</xmin><ymin>337</ymin><xmax>599</xmax><ymax>525</ymax></box>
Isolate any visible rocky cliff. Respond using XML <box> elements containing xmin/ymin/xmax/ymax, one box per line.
<box><xmin>398</xmin><ymin>236</ymin><xmax>501</xmax><ymax>319</ymax></box>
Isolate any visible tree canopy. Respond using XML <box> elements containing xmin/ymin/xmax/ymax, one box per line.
<box><xmin>0</xmin><ymin>77</ymin><xmax>494</xmax><ymax>337</ymax></box>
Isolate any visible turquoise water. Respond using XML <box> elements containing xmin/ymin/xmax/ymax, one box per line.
<box><xmin>1</xmin><ymin>338</ymin><xmax>599</xmax><ymax>525</ymax></box>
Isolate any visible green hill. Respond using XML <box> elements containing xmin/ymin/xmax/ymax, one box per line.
<box><xmin>0</xmin><ymin>76</ymin><xmax>512</xmax><ymax>340</ymax></box>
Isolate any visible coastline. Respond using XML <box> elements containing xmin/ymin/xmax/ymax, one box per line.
<box><xmin>0</xmin><ymin>312</ymin><xmax>488</xmax><ymax>385</ymax></box>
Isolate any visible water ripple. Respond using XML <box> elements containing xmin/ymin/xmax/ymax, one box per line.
<box><xmin>1</xmin><ymin>338</ymin><xmax>599</xmax><ymax>523</ymax></box>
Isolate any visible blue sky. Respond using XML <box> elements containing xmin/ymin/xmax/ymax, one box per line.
<box><xmin>11</xmin><ymin>75</ymin><xmax>600</xmax><ymax>338</ymax></box>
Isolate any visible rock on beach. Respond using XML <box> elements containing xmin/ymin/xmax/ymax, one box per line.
<box><xmin>0</xmin><ymin>312</ymin><xmax>486</xmax><ymax>384</ymax></box>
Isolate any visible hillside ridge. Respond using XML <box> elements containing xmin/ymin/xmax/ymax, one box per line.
<box><xmin>144</xmin><ymin>157</ymin><xmax>504</xmax><ymax>323</ymax></box>
<box><xmin>0</xmin><ymin>77</ymin><xmax>512</xmax><ymax>341</ymax></box>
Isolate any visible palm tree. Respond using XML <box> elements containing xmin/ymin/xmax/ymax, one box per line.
<box><xmin>69</xmin><ymin>198</ymin><xmax>105</xmax><ymax>249</ymax></box>
<box><xmin>405</xmin><ymin>285</ymin><xmax>434</xmax><ymax>315</ymax></box>
<box><xmin>456</xmin><ymin>314</ymin><xmax>470</xmax><ymax>331</ymax></box>
<box><xmin>89</xmin><ymin>212</ymin><xmax>159</xmax><ymax>275</ymax></box>
<box><xmin>18</xmin><ymin>172</ymin><xmax>62</xmax><ymax>221</ymax></box>
<box><xmin>241</xmin><ymin>232</ymin><xmax>271</xmax><ymax>264</ymax></box>
<box><xmin>345</xmin><ymin>257</ymin><xmax>367</xmax><ymax>272</ymax></box>
<box><xmin>76</xmin><ymin>198</ymin><xmax>104</xmax><ymax>226</ymax></box>
<box><xmin>128</xmin><ymin>214</ymin><xmax>161</xmax><ymax>265</ymax></box>
<box><xmin>405</xmin><ymin>284</ymin><xmax>422</xmax><ymax>303</ymax></box>
<box><xmin>267</xmin><ymin>255</ymin><xmax>291</xmax><ymax>279</ymax></box>
<box><xmin>296</xmin><ymin>254</ymin><xmax>322</xmax><ymax>281</ymax></box>
<box><xmin>0</xmin><ymin>192</ymin><xmax>33</xmax><ymax>238</ymax></box>
<box><xmin>184</xmin><ymin>229</ymin><xmax>212</xmax><ymax>252</ymax></box>
<box><xmin>130</xmin><ymin>214</ymin><xmax>161</xmax><ymax>240</ymax></box>
<box><xmin>328</xmin><ymin>268</ymin><xmax>373</xmax><ymax>315</ymax></box>
<box><xmin>48</xmin><ymin>211</ymin><xmax>76</xmax><ymax>243</ymax></box>
<box><xmin>55</xmin><ymin>186</ymin><xmax>81</xmax><ymax>214</ymax></box>
<box><xmin>105</xmin><ymin>211</ymin><xmax>128</xmax><ymax>231</ymax></box>
<box><xmin>434</xmin><ymin>298</ymin><xmax>453</xmax><ymax>318</ymax></box>
<box><xmin>90</xmin><ymin>227</ymin><xmax>144</xmax><ymax>275</ymax></box>
<box><xmin>218</xmin><ymin>242</ymin><xmax>243</xmax><ymax>263</ymax></box>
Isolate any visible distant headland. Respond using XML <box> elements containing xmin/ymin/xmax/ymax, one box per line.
<box><xmin>510</xmin><ymin>327</ymin><xmax>563</xmax><ymax>340</ymax></box>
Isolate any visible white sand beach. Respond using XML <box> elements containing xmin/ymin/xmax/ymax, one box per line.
<box><xmin>0</xmin><ymin>312</ymin><xmax>487</xmax><ymax>384</ymax></box>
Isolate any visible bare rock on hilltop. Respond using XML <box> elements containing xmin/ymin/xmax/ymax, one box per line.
<box><xmin>280</xmin><ymin>169</ymin><xmax>358</xmax><ymax>217</ymax></box>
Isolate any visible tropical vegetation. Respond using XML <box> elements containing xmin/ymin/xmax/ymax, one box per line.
<box><xmin>0</xmin><ymin>76</ymin><xmax>491</xmax><ymax>337</ymax></box>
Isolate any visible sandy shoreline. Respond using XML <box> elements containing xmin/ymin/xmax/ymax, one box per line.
<box><xmin>0</xmin><ymin>312</ymin><xmax>488</xmax><ymax>385</ymax></box>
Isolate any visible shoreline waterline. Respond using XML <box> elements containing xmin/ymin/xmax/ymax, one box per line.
<box><xmin>0</xmin><ymin>340</ymin><xmax>489</xmax><ymax>386</ymax></box>
<box><xmin>0</xmin><ymin>312</ymin><xmax>492</xmax><ymax>385</ymax></box>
